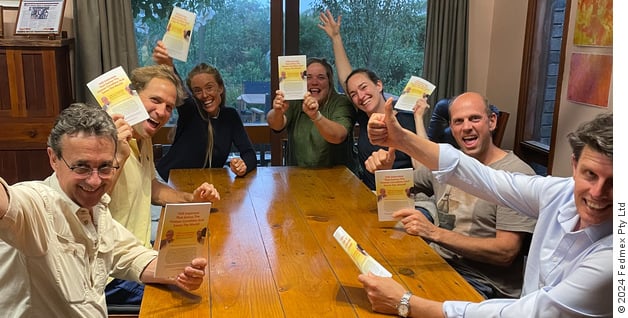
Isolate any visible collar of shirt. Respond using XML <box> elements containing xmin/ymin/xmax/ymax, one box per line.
<box><xmin>555</xmin><ymin>193</ymin><xmax>612</xmax><ymax>242</ymax></box>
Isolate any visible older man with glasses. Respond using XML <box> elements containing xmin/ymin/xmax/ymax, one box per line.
<box><xmin>0</xmin><ymin>103</ymin><xmax>207</xmax><ymax>317</ymax></box>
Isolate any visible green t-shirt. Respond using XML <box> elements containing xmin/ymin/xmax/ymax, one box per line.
<box><xmin>283</xmin><ymin>91</ymin><xmax>357</xmax><ymax>172</ymax></box>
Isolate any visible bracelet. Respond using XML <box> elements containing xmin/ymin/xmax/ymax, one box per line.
<box><xmin>312</xmin><ymin>111</ymin><xmax>323</xmax><ymax>122</ymax></box>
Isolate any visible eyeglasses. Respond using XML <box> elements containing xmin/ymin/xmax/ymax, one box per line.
<box><xmin>60</xmin><ymin>156</ymin><xmax>119</xmax><ymax>179</ymax></box>
<box><xmin>192</xmin><ymin>85</ymin><xmax>219</xmax><ymax>97</ymax></box>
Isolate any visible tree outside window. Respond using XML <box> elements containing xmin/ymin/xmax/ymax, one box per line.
<box><xmin>132</xmin><ymin>0</ymin><xmax>426</xmax><ymax>125</ymax></box>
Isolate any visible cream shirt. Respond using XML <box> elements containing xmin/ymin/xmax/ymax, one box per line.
<box><xmin>109</xmin><ymin>138</ymin><xmax>155</xmax><ymax>248</ymax></box>
<box><xmin>0</xmin><ymin>175</ymin><xmax>157</xmax><ymax>317</ymax></box>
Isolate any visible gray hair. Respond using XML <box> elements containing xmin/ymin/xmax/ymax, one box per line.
<box><xmin>568</xmin><ymin>112</ymin><xmax>613</xmax><ymax>162</ymax></box>
<box><xmin>47</xmin><ymin>103</ymin><xmax>118</xmax><ymax>158</ymax></box>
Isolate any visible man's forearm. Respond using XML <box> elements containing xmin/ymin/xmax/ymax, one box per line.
<box><xmin>151</xmin><ymin>178</ymin><xmax>194</xmax><ymax>206</ymax></box>
<box><xmin>430</xmin><ymin>229</ymin><xmax>523</xmax><ymax>266</ymax></box>
<box><xmin>398</xmin><ymin>130</ymin><xmax>440</xmax><ymax>171</ymax></box>
<box><xmin>140</xmin><ymin>258</ymin><xmax>170</xmax><ymax>285</ymax></box>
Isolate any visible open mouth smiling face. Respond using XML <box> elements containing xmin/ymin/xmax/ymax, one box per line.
<box><xmin>136</xmin><ymin>77</ymin><xmax>177</xmax><ymax>138</ymax></box>
<box><xmin>191</xmin><ymin>73</ymin><xmax>223</xmax><ymax>116</ymax></box>
<box><xmin>306</xmin><ymin>63</ymin><xmax>330</xmax><ymax>104</ymax></box>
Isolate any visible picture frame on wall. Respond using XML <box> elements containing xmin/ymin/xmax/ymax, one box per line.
<box><xmin>573</xmin><ymin>0</ymin><xmax>612</xmax><ymax>47</ymax></box>
<box><xmin>0</xmin><ymin>1</ymin><xmax>20</xmax><ymax>8</ymax></box>
<box><xmin>14</xmin><ymin>0</ymin><xmax>66</xmax><ymax>37</ymax></box>
<box><xmin>566</xmin><ymin>53</ymin><xmax>612</xmax><ymax>108</ymax></box>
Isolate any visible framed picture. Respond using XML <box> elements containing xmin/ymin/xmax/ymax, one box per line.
<box><xmin>573</xmin><ymin>0</ymin><xmax>612</xmax><ymax>47</ymax></box>
<box><xmin>0</xmin><ymin>1</ymin><xmax>19</xmax><ymax>8</ymax></box>
<box><xmin>566</xmin><ymin>53</ymin><xmax>612</xmax><ymax>108</ymax></box>
<box><xmin>14</xmin><ymin>0</ymin><xmax>66</xmax><ymax>36</ymax></box>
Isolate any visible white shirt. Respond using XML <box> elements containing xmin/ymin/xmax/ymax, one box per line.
<box><xmin>435</xmin><ymin>145</ymin><xmax>612</xmax><ymax>318</ymax></box>
<box><xmin>0</xmin><ymin>175</ymin><xmax>157</xmax><ymax>317</ymax></box>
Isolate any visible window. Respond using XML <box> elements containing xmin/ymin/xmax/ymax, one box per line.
<box><xmin>132</xmin><ymin>0</ymin><xmax>271</xmax><ymax>125</ymax></box>
<box><xmin>300</xmin><ymin>0</ymin><xmax>428</xmax><ymax>95</ymax></box>
<box><xmin>515</xmin><ymin>0</ymin><xmax>568</xmax><ymax>175</ymax></box>
<box><xmin>132</xmin><ymin>0</ymin><xmax>427</xmax><ymax>164</ymax></box>
<box><xmin>132</xmin><ymin>0</ymin><xmax>426</xmax><ymax>121</ymax></box>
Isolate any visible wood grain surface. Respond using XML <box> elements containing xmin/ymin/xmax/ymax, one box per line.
<box><xmin>139</xmin><ymin>167</ymin><xmax>483</xmax><ymax>317</ymax></box>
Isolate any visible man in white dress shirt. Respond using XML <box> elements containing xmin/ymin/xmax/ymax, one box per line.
<box><xmin>359</xmin><ymin>99</ymin><xmax>611</xmax><ymax>318</ymax></box>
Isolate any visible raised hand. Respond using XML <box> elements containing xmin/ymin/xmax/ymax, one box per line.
<box><xmin>367</xmin><ymin>97</ymin><xmax>405</xmax><ymax>149</ymax></box>
<box><xmin>111</xmin><ymin>114</ymin><xmax>132</xmax><ymax>164</ymax></box>
<box><xmin>364</xmin><ymin>148</ymin><xmax>397</xmax><ymax>173</ymax></box>
<box><xmin>413</xmin><ymin>97</ymin><xmax>430</xmax><ymax>120</ymax></box>
<box><xmin>301</xmin><ymin>92</ymin><xmax>320</xmax><ymax>120</ymax></box>
<box><xmin>318</xmin><ymin>10</ymin><xmax>341</xmax><ymax>39</ymax></box>
<box><xmin>272</xmin><ymin>90</ymin><xmax>289</xmax><ymax>114</ymax></box>
<box><xmin>152</xmin><ymin>40</ymin><xmax>174</xmax><ymax>67</ymax></box>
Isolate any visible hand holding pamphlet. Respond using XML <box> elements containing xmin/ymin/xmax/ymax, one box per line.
<box><xmin>375</xmin><ymin>168</ymin><xmax>414</xmax><ymax>222</ymax></box>
<box><xmin>162</xmin><ymin>6</ymin><xmax>197</xmax><ymax>62</ymax></box>
<box><xmin>154</xmin><ymin>202</ymin><xmax>212</xmax><ymax>280</ymax></box>
<box><xmin>86</xmin><ymin>66</ymin><xmax>149</xmax><ymax>126</ymax></box>
<box><xmin>394</xmin><ymin>76</ymin><xmax>436</xmax><ymax>112</ymax></box>
<box><xmin>333</xmin><ymin>226</ymin><xmax>392</xmax><ymax>277</ymax></box>
<box><xmin>278</xmin><ymin>55</ymin><xmax>307</xmax><ymax>100</ymax></box>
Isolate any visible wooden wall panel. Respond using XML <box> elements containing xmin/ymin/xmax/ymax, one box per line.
<box><xmin>0</xmin><ymin>150</ymin><xmax>52</xmax><ymax>184</ymax></box>
<box><xmin>0</xmin><ymin>38</ymin><xmax>73</xmax><ymax>184</ymax></box>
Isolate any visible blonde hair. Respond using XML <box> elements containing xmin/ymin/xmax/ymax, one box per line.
<box><xmin>131</xmin><ymin>64</ymin><xmax>185</xmax><ymax>106</ymax></box>
<box><xmin>186</xmin><ymin>63</ymin><xmax>227</xmax><ymax>168</ymax></box>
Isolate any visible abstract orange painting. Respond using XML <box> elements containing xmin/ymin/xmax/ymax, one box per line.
<box><xmin>574</xmin><ymin>0</ymin><xmax>613</xmax><ymax>47</ymax></box>
<box><xmin>567</xmin><ymin>53</ymin><xmax>612</xmax><ymax>108</ymax></box>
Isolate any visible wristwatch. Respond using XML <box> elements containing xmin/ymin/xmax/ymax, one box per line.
<box><xmin>396</xmin><ymin>291</ymin><xmax>412</xmax><ymax>317</ymax></box>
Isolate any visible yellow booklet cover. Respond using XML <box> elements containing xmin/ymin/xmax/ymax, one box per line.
<box><xmin>333</xmin><ymin>226</ymin><xmax>392</xmax><ymax>277</ymax></box>
<box><xmin>278</xmin><ymin>55</ymin><xmax>307</xmax><ymax>100</ymax></box>
<box><xmin>86</xmin><ymin>66</ymin><xmax>149</xmax><ymax>126</ymax></box>
<box><xmin>394</xmin><ymin>76</ymin><xmax>436</xmax><ymax>112</ymax></box>
<box><xmin>155</xmin><ymin>202</ymin><xmax>212</xmax><ymax>280</ymax></box>
<box><xmin>375</xmin><ymin>168</ymin><xmax>414</xmax><ymax>221</ymax></box>
<box><xmin>162</xmin><ymin>6</ymin><xmax>196</xmax><ymax>62</ymax></box>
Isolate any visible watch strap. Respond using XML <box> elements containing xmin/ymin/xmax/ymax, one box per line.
<box><xmin>397</xmin><ymin>291</ymin><xmax>412</xmax><ymax>317</ymax></box>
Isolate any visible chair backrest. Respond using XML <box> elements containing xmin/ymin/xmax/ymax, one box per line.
<box><xmin>492</xmin><ymin>110</ymin><xmax>510</xmax><ymax>147</ymax></box>
<box><xmin>427</xmin><ymin>98</ymin><xmax>509</xmax><ymax>148</ymax></box>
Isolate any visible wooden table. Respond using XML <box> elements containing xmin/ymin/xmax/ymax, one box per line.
<box><xmin>139</xmin><ymin>167</ymin><xmax>483</xmax><ymax>317</ymax></box>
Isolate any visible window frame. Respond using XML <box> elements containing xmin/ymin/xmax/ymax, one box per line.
<box><xmin>514</xmin><ymin>0</ymin><xmax>571</xmax><ymax>175</ymax></box>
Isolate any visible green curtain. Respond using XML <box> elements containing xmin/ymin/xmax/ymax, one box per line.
<box><xmin>72</xmin><ymin>0</ymin><xmax>138</xmax><ymax>104</ymax></box>
<box><xmin>423</xmin><ymin>0</ymin><xmax>468</xmax><ymax>122</ymax></box>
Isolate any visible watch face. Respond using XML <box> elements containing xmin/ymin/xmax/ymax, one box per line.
<box><xmin>398</xmin><ymin>303</ymin><xmax>409</xmax><ymax>317</ymax></box>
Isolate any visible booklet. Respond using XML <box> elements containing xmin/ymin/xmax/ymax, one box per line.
<box><xmin>333</xmin><ymin>226</ymin><xmax>392</xmax><ymax>277</ymax></box>
<box><xmin>162</xmin><ymin>6</ymin><xmax>197</xmax><ymax>62</ymax></box>
<box><xmin>278</xmin><ymin>55</ymin><xmax>307</xmax><ymax>100</ymax></box>
<box><xmin>86</xmin><ymin>66</ymin><xmax>149</xmax><ymax>126</ymax></box>
<box><xmin>375</xmin><ymin>168</ymin><xmax>414</xmax><ymax>222</ymax></box>
<box><xmin>394</xmin><ymin>76</ymin><xmax>436</xmax><ymax>112</ymax></box>
<box><xmin>154</xmin><ymin>202</ymin><xmax>212</xmax><ymax>280</ymax></box>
